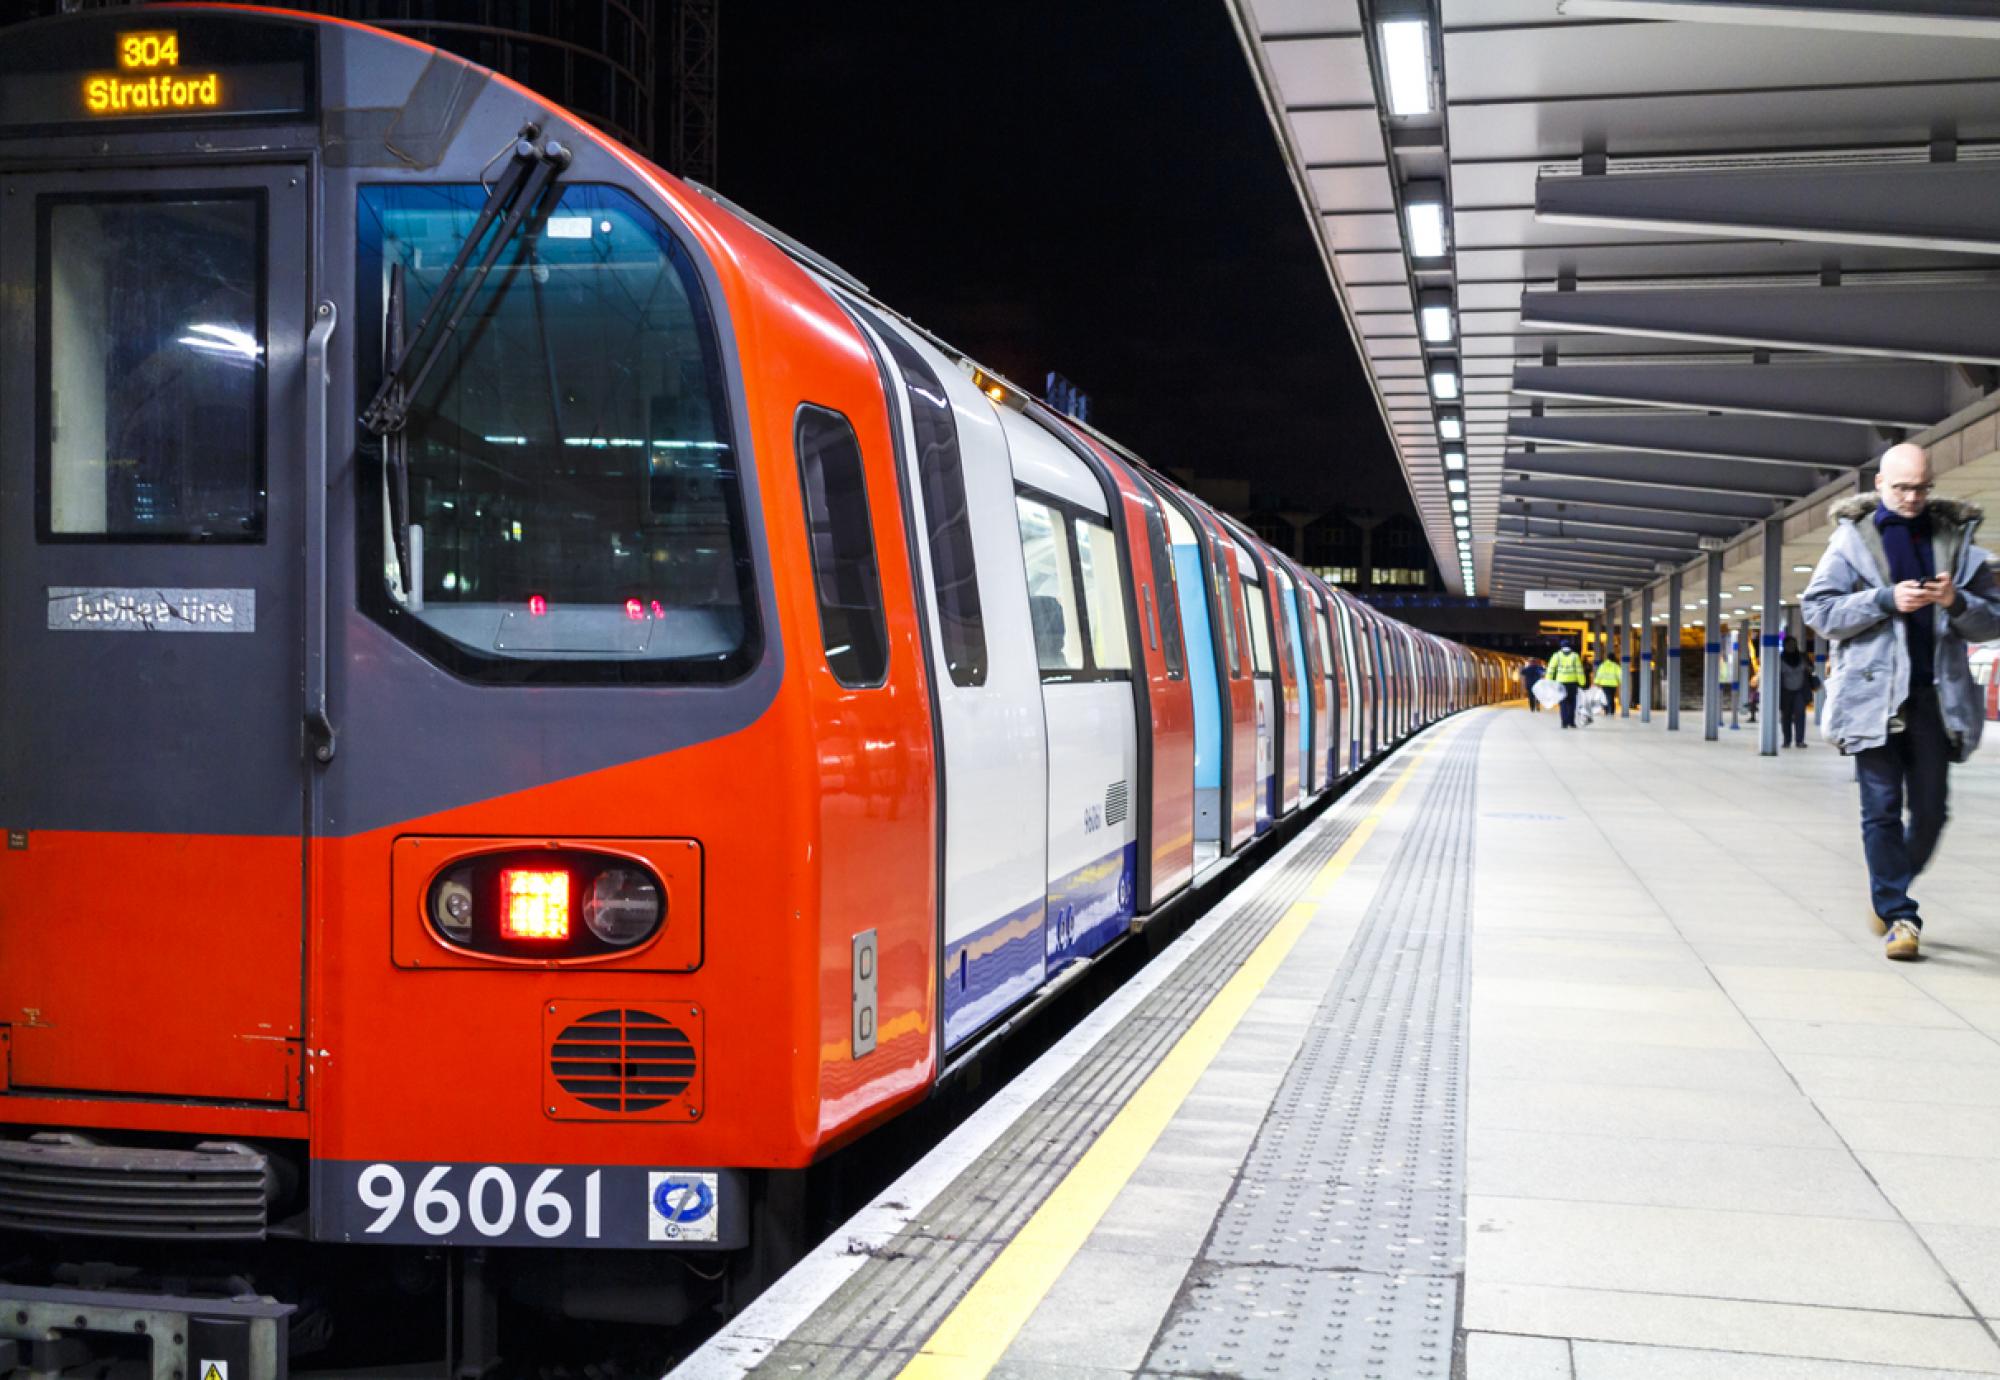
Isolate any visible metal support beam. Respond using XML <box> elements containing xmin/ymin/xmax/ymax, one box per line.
<box><xmin>1504</xmin><ymin>516</ymin><xmax>1704</xmax><ymax>548</ymax></box>
<box><xmin>1499</xmin><ymin>498</ymin><xmax>1744</xmax><ymax>538</ymax></box>
<box><xmin>1554</xmin><ymin>0</ymin><xmax>2000</xmax><ymax>42</ymax></box>
<box><xmin>1508</xmin><ymin>411</ymin><xmax>1877</xmax><ymax>469</ymax></box>
<box><xmin>1510</xmin><ymin>360</ymin><xmax>1954</xmax><ymax>430</ymax></box>
<box><xmin>1493</xmin><ymin>543</ymin><xmax>1668</xmax><ymax>570</ymax></box>
<box><xmin>1506</xmin><ymin>450</ymin><xmax>1824</xmax><ymax>499</ymax></box>
<box><xmin>1704</xmin><ymin>552</ymin><xmax>1722</xmax><ymax>742</ymax></box>
<box><xmin>1536</xmin><ymin>160</ymin><xmax>2000</xmax><ymax>258</ymax></box>
<box><xmin>1519</xmin><ymin>284</ymin><xmax>2000</xmax><ymax>366</ymax></box>
<box><xmin>1761</xmin><ymin>521</ymin><xmax>1784</xmax><ymax>756</ymax></box>
<box><xmin>1497</xmin><ymin>529</ymin><xmax>1703</xmax><ymax>558</ymax></box>
<box><xmin>1641</xmin><ymin>586</ymin><xmax>1655</xmax><ymax>723</ymax></box>
<box><xmin>1667</xmin><ymin>568</ymin><xmax>1683</xmax><ymax>731</ymax></box>
<box><xmin>1503</xmin><ymin>477</ymin><xmax>1786</xmax><ymax>520</ymax></box>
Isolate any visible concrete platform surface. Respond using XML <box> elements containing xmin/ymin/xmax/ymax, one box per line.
<box><xmin>678</xmin><ymin>705</ymin><xmax>2000</xmax><ymax>1380</ymax></box>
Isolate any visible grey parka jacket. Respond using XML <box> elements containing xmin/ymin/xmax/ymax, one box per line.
<box><xmin>1801</xmin><ymin>495</ymin><xmax>2000</xmax><ymax>760</ymax></box>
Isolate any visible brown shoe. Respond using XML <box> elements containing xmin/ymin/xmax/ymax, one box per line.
<box><xmin>1885</xmin><ymin>920</ymin><xmax>1921</xmax><ymax>961</ymax></box>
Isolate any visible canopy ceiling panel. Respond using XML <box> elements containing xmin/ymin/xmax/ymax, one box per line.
<box><xmin>1226</xmin><ymin>0</ymin><xmax>2000</xmax><ymax>601</ymax></box>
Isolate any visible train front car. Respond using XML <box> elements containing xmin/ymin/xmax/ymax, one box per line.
<box><xmin>0</xmin><ymin>5</ymin><xmax>939</xmax><ymax>1356</ymax></box>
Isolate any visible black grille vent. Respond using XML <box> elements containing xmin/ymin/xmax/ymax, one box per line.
<box><xmin>551</xmin><ymin>1008</ymin><xmax>697</xmax><ymax>1113</ymax></box>
<box><xmin>1105</xmin><ymin>780</ymin><xmax>1130</xmax><ymax>826</ymax></box>
<box><xmin>0</xmin><ymin>1134</ymin><xmax>271</xmax><ymax>1241</ymax></box>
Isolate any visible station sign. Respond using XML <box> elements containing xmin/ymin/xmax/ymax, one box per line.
<box><xmin>1524</xmin><ymin>590</ymin><xmax>1606</xmax><ymax>611</ymax></box>
<box><xmin>0</xmin><ymin>13</ymin><xmax>316</xmax><ymax>134</ymax></box>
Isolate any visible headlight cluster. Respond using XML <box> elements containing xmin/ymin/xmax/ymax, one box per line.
<box><xmin>427</xmin><ymin>851</ymin><xmax>666</xmax><ymax>959</ymax></box>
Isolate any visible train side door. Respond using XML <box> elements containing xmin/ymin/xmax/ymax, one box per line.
<box><xmin>1003</xmin><ymin>413</ymin><xmax>1140</xmax><ymax>971</ymax></box>
<box><xmin>0</xmin><ymin>163</ymin><xmax>311</xmax><ymax>1104</ymax></box>
<box><xmin>855</xmin><ymin>316</ymin><xmax>1050</xmax><ymax>1053</ymax></box>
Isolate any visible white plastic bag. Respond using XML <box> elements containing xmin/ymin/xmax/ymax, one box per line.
<box><xmin>1532</xmin><ymin>678</ymin><xmax>1563</xmax><ymax>708</ymax></box>
<box><xmin>1579</xmin><ymin>686</ymin><xmax>1606</xmax><ymax>724</ymax></box>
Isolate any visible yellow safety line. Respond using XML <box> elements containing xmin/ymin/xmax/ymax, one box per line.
<box><xmin>895</xmin><ymin>725</ymin><xmax>1455</xmax><ymax>1379</ymax></box>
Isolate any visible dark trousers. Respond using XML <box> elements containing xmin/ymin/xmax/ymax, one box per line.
<box><xmin>1600</xmin><ymin>686</ymin><xmax>1619</xmax><ymax>715</ymax></box>
<box><xmin>1525</xmin><ymin>682</ymin><xmax>1541</xmax><ymax>710</ymax></box>
<box><xmin>1855</xmin><ymin>693</ymin><xmax>1952</xmax><ymax>925</ymax></box>
<box><xmin>1780</xmin><ymin>689</ymin><xmax>1808</xmax><ymax>746</ymax></box>
<box><xmin>1559</xmin><ymin>683</ymin><xmax>1579</xmax><ymax>727</ymax></box>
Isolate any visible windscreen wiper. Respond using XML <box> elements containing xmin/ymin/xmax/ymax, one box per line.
<box><xmin>360</xmin><ymin>124</ymin><xmax>570</xmax><ymax>593</ymax></box>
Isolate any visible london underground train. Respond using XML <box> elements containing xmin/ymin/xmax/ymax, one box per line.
<box><xmin>0</xmin><ymin>5</ymin><xmax>1520</xmax><ymax>1360</ymax></box>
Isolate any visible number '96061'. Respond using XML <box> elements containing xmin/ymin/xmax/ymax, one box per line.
<box><xmin>356</xmin><ymin>1163</ymin><xmax>602</xmax><ymax>1239</ymax></box>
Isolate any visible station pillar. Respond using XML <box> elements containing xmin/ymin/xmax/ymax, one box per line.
<box><xmin>1666</xmin><ymin>569</ymin><xmax>1683</xmax><ymax>731</ymax></box>
<box><xmin>1703</xmin><ymin>551</ymin><xmax>1722</xmax><ymax>741</ymax></box>
<box><xmin>1640</xmin><ymin>585</ymin><xmax>1654</xmax><ymax>723</ymax></box>
<box><xmin>1760</xmin><ymin>519</ymin><xmax>1783</xmax><ymax>757</ymax></box>
<box><xmin>1623</xmin><ymin>597</ymin><xmax>1637</xmax><ymax>717</ymax></box>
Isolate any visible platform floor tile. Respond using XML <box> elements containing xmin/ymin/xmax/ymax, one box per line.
<box><xmin>1467</xmin><ymin>707</ymin><xmax>2000</xmax><ymax>1375</ymax></box>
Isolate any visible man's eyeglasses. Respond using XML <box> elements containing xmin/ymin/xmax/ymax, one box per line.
<box><xmin>1885</xmin><ymin>482</ymin><xmax>1934</xmax><ymax>498</ymax></box>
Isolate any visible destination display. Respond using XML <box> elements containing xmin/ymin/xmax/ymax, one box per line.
<box><xmin>0</xmin><ymin>14</ymin><xmax>315</xmax><ymax>133</ymax></box>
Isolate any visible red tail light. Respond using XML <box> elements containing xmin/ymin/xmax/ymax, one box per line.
<box><xmin>499</xmin><ymin>869</ymin><xmax>571</xmax><ymax>940</ymax></box>
<box><xmin>625</xmin><ymin>598</ymin><xmax>644</xmax><ymax>621</ymax></box>
<box><xmin>528</xmin><ymin>594</ymin><xmax>548</xmax><ymax>617</ymax></box>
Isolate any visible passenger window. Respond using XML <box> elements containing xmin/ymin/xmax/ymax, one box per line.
<box><xmin>1017</xmin><ymin>497</ymin><xmax>1084</xmax><ymax>676</ymax></box>
<box><xmin>879</xmin><ymin>329</ymin><xmax>987</xmax><ymax>687</ymax></box>
<box><xmin>42</xmin><ymin>193</ymin><xmax>265</xmax><ymax>540</ymax></box>
<box><xmin>1140</xmin><ymin>494</ymin><xmax>1185</xmax><ymax>679</ymax></box>
<box><xmin>356</xmin><ymin>182</ymin><xmax>753</xmax><ymax>682</ymax></box>
<box><xmin>1318</xmin><ymin>609</ymin><xmax>1336</xmax><ymax>676</ymax></box>
<box><xmin>1244</xmin><ymin>576</ymin><xmax>1274</xmax><ymax>675</ymax></box>
<box><xmin>795</xmin><ymin>406</ymin><xmax>889</xmax><ymax>687</ymax></box>
<box><xmin>1211</xmin><ymin>543</ymin><xmax>1242</xmax><ymax>678</ymax></box>
<box><xmin>1073</xmin><ymin>517</ymin><xmax>1131</xmax><ymax>673</ymax></box>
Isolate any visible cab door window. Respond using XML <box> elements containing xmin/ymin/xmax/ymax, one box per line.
<box><xmin>40</xmin><ymin>193</ymin><xmax>265</xmax><ymax>541</ymax></box>
<box><xmin>795</xmin><ymin>405</ymin><xmax>888</xmax><ymax>687</ymax></box>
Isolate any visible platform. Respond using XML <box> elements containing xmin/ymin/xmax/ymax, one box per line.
<box><xmin>680</xmin><ymin>705</ymin><xmax>2000</xmax><ymax>1380</ymax></box>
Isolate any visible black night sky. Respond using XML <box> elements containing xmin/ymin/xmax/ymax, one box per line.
<box><xmin>716</xmin><ymin>3</ymin><xmax>1412</xmax><ymax>521</ymax></box>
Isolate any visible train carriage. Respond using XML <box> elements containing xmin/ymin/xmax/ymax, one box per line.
<box><xmin>0</xmin><ymin>6</ymin><xmax>1521</xmax><ymax>1362</ymax></box>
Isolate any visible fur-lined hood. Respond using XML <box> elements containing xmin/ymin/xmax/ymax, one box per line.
<box><xmin>1829</xmin><ymin>493</ymin><xmax>1984</xmax><ymax>528</ymax></box>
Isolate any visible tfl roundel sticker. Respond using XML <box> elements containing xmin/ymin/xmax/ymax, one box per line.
<box><xmin>648</xmin><ymin>1171</ymin><xmax>719</xmax><ymax>1243</ymax></box>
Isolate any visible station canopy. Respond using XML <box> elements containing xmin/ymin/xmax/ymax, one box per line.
<box><xmin>1225</xmin><ymin>0</ymin><xmax>2000</xmax><ymax>603</ymax></box>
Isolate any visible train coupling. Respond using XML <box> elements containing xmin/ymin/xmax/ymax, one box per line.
<box><xmin>0</xmin><ymin>1283</ymin><xmax>292</xmax><ymax>1380</ymax></box>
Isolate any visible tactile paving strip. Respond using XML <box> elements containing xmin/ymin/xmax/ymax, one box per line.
<box><xmin>1145</xmin><ymin>717</ymin><xmax>1486</xmax><ymax>1380</ymax></box>
<box><xmin>748</xmin><ymin>764</ymin><xmax>1410</xmax><ymax>1380</ymax></box>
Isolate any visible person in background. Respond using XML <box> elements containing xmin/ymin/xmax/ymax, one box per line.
<box><xmin>1545</xmin><ymin>641</ymin><xmax>1588</xmax><ymax>729</ymax></box>
<box><xmin>1803</xmin><ymin>442</ymin><xmax>2000</xmax><ymax>961</ymax></box>
<box><xmin>1520</xmin><ymin>660</ymin><xmax>1544</xmax><ymax>712</ymax></box>
<box><xmin>1593</xmin><ymin>651</ymin><xmax>1623</xmax><ymax>716</ymax></box>
<box><xmin>1778</xmin><ymin>643</ymin><xmax>1813</xmax><ymax>749</ymax></box>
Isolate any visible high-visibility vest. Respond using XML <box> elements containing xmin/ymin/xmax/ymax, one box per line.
<box><xmin>1594</xmin><ymin>660</ymin><xmax>1623</xmax><ymax>688</ymax></box>
<box><xmin>1549</xmin><ymin>650</ymin><xmax>1586</xmax><ymax>685</ymax></box>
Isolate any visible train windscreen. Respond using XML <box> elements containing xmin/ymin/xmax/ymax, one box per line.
<box><xmin>357</xmin><ymin>182</ymin><xmax>756</xmax><ymax>681</ymax></box>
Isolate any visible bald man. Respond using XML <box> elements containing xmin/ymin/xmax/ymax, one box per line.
<box><xmin>1804</xmin><ymin>444</ymin><xmax>2000</xmax><ymax>960</ymax></box>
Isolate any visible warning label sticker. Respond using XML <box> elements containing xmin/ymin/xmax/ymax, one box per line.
<box><xmin>201</xmin><ymin>1363</ymin><xmax>229</xmax><ymax>1380</ymax></box>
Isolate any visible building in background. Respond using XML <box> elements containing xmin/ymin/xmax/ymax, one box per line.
<box><xmin>11</xmin><ymin>0</ymin><xmax>715</xmax><ymax>178</ymax></box>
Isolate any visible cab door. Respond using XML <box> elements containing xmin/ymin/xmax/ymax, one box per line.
<box><xmin>0</xmin><ymin>164</ymin><xmax>311</xmax><ymax>1105</ymax></box>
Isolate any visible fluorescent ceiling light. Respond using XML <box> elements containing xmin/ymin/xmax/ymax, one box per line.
<box><xmin>1443</xmin><ymin>449</ymin><xmax>1464</xmax><ymax>469</ymax></box>
<box><xmin>1737</xmin><ymin>584</ymin><xmax>1753</xmax><ymax>592</ymax></box>
<box><xmin>1404</xmin><ymin>181</ymin><xmax>1448</xmax><ymax>262</ymax></box>
<box><xmin>1451</xmin><ymin>497</ymin><xmax>1469</xmax><ymax>513</ymax></box>
<box><xmin>1439</xmin><ymin>414</ymin><xmax>1463</xmax><ymax>441</ymax></box>
<box><xmin>1379</xmin><ymin>18</ymin><xmax>1434</xmax><ymax>117</ymax></box>
<box><xmin>1792</xmin><ymin>564</ymin><xmax>1812</xmax><ymax>573</ymax></box>
<box><xmin>1419</xmin><ymin>290</ymin><xmax>1455</xmax><ymax>344</ymax></box>
<box><xmin>1405</xmin><ymin>199</ymin><xmax>1447</xmax><ymax>260</ymax></box>
<box><xmin>1429</xmin><ymin>360</ymin><xmax>1460</xmax><ymax>400</ymax></box>
<box><xmin>1447</xmin><ymin>477</ymin><xmax>1466</xmax><ymax>493</ymax></box>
